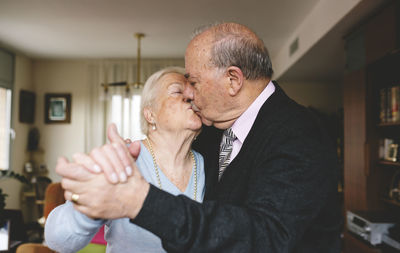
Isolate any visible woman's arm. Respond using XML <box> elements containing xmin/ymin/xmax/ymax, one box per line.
<box><xmin>45</xmin><ymin>201</ymin><xmax>106</xmax><ymax>253</ymax></box>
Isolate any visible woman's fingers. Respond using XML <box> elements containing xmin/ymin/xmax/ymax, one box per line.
<box><xmin>103</xmin><ymin>144</ymin><xmax>128</xmax><ymax>182</ymax></box>
<box><xmin>72</xmin><ymin>152</ymin><xmax>101</xmax><ymax>174</ymax></box>
<box><xmin>90</xmin><ymin>146</ymin><xmax>121</xmax><ymax>184</ymax></box>
<box><xmin>112</xmin><ymin>142</ymin><xmax>134</xmax><ymax>176</ymax></box>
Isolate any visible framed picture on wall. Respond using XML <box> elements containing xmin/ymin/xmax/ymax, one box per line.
<box><xmin>44</xmin><ymin>93</ymin><xmax>71</xmax><ymax>124</ymax></box>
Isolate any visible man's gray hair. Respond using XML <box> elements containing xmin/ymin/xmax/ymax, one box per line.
<box><xmin>192</xmin><ymin>23</ymin><xmax>273</xmax><ymax>79</ymax></box>
<box><xmin>140</xmin><ymin>66</ymin><xmax>186</xmax><ymax>135</ymax></box>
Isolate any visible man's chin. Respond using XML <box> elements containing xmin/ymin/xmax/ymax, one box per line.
<box><xmin>211</xmin><ymin>120</ymin><xmax>234</xmax><ymax>130</ymax></box>
<box><xmin>201</xmin><ymin>118</ymin><xmax>213</xmax><ymax>126</ymax></box>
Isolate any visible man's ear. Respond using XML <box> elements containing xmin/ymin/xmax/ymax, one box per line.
<box><xmin>226</xmin><ymin>66</ymin><xmax>244</xmax><ymax>96</ymax></box>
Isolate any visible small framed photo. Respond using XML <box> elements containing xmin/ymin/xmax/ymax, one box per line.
<box><xmin>386</xmin><ymin>143</ymin><xmax>398</xmax><ymax>162</ymax></box>
<box><xmin>44</xmin><ymin>93</ymin><xmax>71</xmax><ymax>124</ymax></box>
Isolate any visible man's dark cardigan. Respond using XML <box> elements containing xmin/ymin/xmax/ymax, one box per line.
<box><xmin>133</xmin><ymin>82</ymin><xmax>342</xmax><ymax>252</ymax></box>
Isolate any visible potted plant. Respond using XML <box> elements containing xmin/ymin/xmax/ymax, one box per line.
<box><xmin>0</xmin><ymin>170</ymin><xmax>31</xmax><ymax>223</ymax></box>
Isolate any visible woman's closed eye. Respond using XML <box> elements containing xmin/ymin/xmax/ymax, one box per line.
<box><xmin>170</xmin><ymin>88</ymin><xmax>182</xmax><ymax>95</ymax></box>
<box><xmin>169</xmin><ymin>83</ymin><xmax>184</xmax><ymax>95</ymax></box>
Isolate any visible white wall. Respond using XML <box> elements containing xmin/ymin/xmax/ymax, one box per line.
<box><xmin>4</xmin><ymin>58</ymin><xmax>88</xmax><ymax>218</ymax></box>
<box><xmin>273</xmin><ymin>0</ymin><xmax>362</xmax><ymax>78</ymax></box>
<box><xmin>33</xmin><ymin>60</ymin><xmax>88</xmax><ymax>182</ymax></box>
<box><xmin>3</xmin><ymin>55</ymin><xmax>33</xmax><ymax>209</ymax></box>
<box><xmin>279</xmin><ymin>81</ymin><xmax>343</xmax><ymax>114</ymax></box>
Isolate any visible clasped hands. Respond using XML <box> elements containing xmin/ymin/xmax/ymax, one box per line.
<box><xmin>56</xmin><ymin>124</ymin><xmax>150</xmax><ymax>220</ymax></box>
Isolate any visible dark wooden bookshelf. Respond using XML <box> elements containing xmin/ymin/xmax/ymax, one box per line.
<box><xmin>378</xmin><ymin>122</ymin><xmax>400</xmax><ymax>127</ymax></box>
<box><xmin>382</xmin><ymin>198</ymin><xmax>400</xmax><ymax>208</ymax></box>
<box><xmin>343</xmin><ymin>231</ymin><xmax>383</xmax><ymax>253</ymax></box>
<box><xmin>379</xmin><ymin>161</ymin><xmax>400</xmax><ymax>167</ymax></box>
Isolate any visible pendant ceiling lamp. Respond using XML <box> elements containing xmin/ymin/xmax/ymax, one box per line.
<box><xmin>101</xmin><ymin>33</ymin><xmax>145</xmax><ymax>98</ymax></box>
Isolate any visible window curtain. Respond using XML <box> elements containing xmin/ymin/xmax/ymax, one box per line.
<box><xmin>85</xmin><ymin>59</ymin><xmax>184</xmax><ymax>152</ymax></box>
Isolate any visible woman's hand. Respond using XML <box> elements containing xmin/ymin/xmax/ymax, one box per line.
<box><xmin>87</xmin><ymin>141</ymin><xmax>133</xmax><ymax>183</ymax></box>
<box><xmin>97</xmin><ymin>123</ymin><xmax>141</xmax><ymax>183</ymax></box>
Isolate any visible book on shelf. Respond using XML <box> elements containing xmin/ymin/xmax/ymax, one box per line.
<box><xmin>379</xmin><ymin>86</ymin><xmax>400</xmax><ymax>123</ymax></box>
<box><xmin>392</xmin><ymin>86</ymin><xmax>400</xmax><ymax>122</ymax></box>
<box><xmin>380</xmin><ymin>87</ymin><xmax>387</xmax><ymax>123</ymax></box>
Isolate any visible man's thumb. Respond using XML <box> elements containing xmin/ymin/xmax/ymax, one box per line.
<box><xmin>57</xmin><ymin>156</ymin><xmax>69</xmax><ymax>166</ymax></box>
<box><xmin>107</xmin><ymin>123</ymin><xmax>124</xmax><ymax>144</ymax></box>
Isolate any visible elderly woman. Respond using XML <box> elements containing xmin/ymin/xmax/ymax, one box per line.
<box><xmin>45</xmin><ymin>67</ymin><xmax>205</xmax><ymax>253</ymax></box>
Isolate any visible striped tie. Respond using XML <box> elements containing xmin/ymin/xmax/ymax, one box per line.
<box><xmin>219</xmin><ymin>127</ymin><xmax>236</xmax><ymax>180</ymax></box>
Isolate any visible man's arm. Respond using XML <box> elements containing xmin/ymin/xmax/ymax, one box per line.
<box><xmin>131</xmin><ymin>131</ymin><xmax>338</xmax><ymax>252</ymax></box>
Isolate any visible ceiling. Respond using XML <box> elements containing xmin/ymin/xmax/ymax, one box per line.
<box><xmin>0</xmin><ymin>0</ymin><xmax>319</xmax><ymax>59</ymax></box>
<box><xmin>0</xmin><ymin>0</ymin><xmax>388</xmax><ymax>82</ymax></box>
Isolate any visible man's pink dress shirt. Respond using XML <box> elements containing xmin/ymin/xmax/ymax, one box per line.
<box><xmin>229</xmin><ymin>81</ymin><xmax>275</xmax><ymax>163</ymax></box>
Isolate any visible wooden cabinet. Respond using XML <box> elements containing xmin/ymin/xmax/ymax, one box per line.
<box><xmin>343</xmin><ymin>1</ymin><xmax>400</xmax><ymax>252</ymax></box>
<box><xmin>365</xmin><ymin>3</ymin><xmax>399</xmax><ymax>64</ymax></box>
<box><xmin>343</xmin><ymin>69</ymin><xmax>370</xmax><ymax>211</ymax></box>
<box><xmin>343</xmin><ymin>231</ymin><xmax>383</xmax><ymax>253</ymax></box>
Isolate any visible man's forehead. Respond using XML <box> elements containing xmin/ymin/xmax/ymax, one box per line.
<box><xmin>186</xmin><ymin>37</ymin><xmax>212</xmax><ymax>59</ymax></box>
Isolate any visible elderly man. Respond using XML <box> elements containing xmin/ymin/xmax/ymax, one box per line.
<box><xmin>57</xmin><ymin>23</ymin><xmax>342</xmax><ymax>252</ymax></box>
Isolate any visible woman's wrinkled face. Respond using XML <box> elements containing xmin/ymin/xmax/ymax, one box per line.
<box><xmin>153</xmin><ymin>73</ymin><xmax>202</xmax><ymax>133</ymax></box>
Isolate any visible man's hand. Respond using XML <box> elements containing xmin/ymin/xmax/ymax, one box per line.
<box><xmin>57</xmin><ymin>150</ymin><xmax>150</xmax><ymax>220</ymax></box>
<box><xmin>55</xmin><ymin>156</ymin><xmax>96</xmax><ymax>181</ymax></box>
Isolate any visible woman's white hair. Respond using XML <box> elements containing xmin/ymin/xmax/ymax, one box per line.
<box><xmin>140</xmin><ymin>66</ymin><xmax>186</xmax><ymax>135</ymax></box>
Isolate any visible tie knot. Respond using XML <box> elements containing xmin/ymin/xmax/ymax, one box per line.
<box><xmin>224</xmin><ymin>128</ymin><xmax>236</xmax><ymax>141</ymax></box>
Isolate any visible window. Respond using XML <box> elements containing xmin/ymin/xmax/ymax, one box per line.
<box><xmin>0</xmin><ymin>49</ymin><xmax>15</xmax><ymax>171</ymax></box>
<box><xmin>0</xmin><ymin>87</ymin><xmax>12</xmax><ymax>170</ymax></box>
<box><xmin>110</xmin><ymin>94</ymin><xmax>145</xmax><ymax>141</ymax></box>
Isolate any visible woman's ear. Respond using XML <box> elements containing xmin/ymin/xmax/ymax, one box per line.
<box><xmin>226</xmin><ymin>66</ymin><xmax>244</xmax><ymax>96</ymax></box>
<box><xmin>143</xmin><ymin>107</ymin><xmax>155</xmax><ymax>124</ymax></box>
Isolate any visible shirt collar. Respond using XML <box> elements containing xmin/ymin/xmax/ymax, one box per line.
<box><xmin>231</xmin><ymin>81</ymin><xmax>275</xmax><ymax>144</ymax></box>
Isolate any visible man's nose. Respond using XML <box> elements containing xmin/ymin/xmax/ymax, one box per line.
<box><xmin>183</xmin><ymin>83</ymin><xmax>194</xmax><ymax>102</ymax></box>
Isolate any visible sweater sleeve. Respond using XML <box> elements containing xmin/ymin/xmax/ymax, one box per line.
<box><xmin>45</xmin><ymin>201</ymin><xmax>106</xmax><ymax>253</ymax></box>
